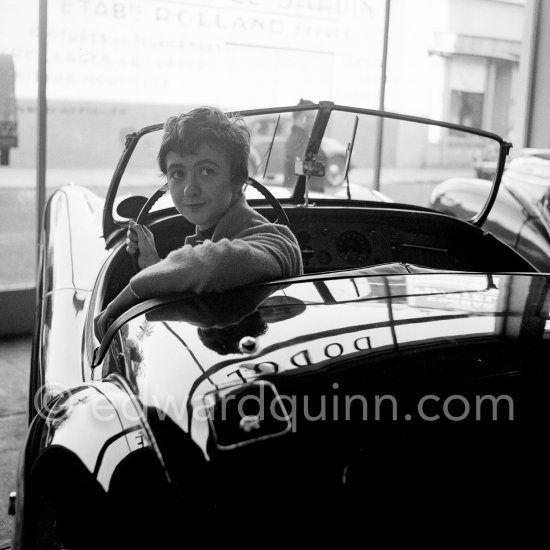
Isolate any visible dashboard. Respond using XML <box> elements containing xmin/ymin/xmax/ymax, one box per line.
<box><xmin>297</xmin><ymin>227</ymin><xmax>372</xmax><ymax>269</ymax></box>
<box><xmin>257</xmin><ymin>204</ymin><xmax>535</xmax><ymax>274</ymax></box>
<box><xmin>270</xmin><ymin>206</ymin><xmax>482</xmax><ymax>273</ymax></box>
<box><xmin>111</xmin><ymin>203</ymin><xmax>536</xmax><ymax>309</ymax></box>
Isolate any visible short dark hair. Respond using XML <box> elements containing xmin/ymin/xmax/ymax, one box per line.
<box><xmin>158</xmin><ymin>106</ymin><xmax>250</xmax><ymax>187</ymax></box>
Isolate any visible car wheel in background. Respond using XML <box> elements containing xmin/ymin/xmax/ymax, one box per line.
<box><xmin>325</xmin><ymin>155</ymin><xmax>346</xmax><ymax>187</ymax></box>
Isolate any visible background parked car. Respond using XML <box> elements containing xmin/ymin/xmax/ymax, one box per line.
<box><xmin>248</xmin><ymin>114</ymin><xmax>348</xmax><ymax>189</ymax></box>
<box><xmin>430</xmin><ymin>149</ymin><xmax>550</xmax><ymax>272</ymax></box>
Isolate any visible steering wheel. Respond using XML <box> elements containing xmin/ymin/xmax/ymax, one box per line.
<box><xmin>130</xmin><ymin>177</ymin><xmax>290</xmax><ymax>272</ymax></box>
<box><xmin>246</xmin><ymin>177</ymin><xmax>290</xmax><ymax>228</ymax></box>
<box><xmin>131</xmin><ymin>183</ymin><xmax>169</xmax><ymax>272</ymax></box>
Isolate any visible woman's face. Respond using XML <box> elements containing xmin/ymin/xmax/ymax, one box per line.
<box><xmin>166</xmin><ymin>143</ymin><xmax>236</xmax><ymax>230</ymax></box>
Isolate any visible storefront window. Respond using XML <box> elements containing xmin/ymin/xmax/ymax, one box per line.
<box><xmin>0</xmin><ymin>0</ymin><xmax>38</xmax><ymax>289</ymax></box>
<box><xmin>0</xmin><ymin>0</ymin><xmax>531</xmax><ymax>290</ymax></box>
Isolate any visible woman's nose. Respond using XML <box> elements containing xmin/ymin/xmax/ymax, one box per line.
<box><xmin>183</xmin><ymin>174</ymin><xmax>200</xmax><ymax>197</ymax></box>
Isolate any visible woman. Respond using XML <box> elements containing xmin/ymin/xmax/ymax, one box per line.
<box><xmin>95</xmin><ymin>106</ymin><xmax>303</xmax><ymax>338</ymax></box>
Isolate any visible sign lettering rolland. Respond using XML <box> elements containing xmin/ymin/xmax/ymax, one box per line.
<box><xmin>0</xmin><ymin>0</ymin><xmax>380</xmax><ymax>107</ymax></box>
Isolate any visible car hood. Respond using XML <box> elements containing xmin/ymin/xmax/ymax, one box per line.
<box><xmin>105</xmin><ymin>269</ymin><xmax>549</xmax><ymax>456</ymax></box>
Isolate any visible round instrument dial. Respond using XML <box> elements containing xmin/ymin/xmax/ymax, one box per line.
<box><xmin>336</xmin><ymin>230</ymin><xmax>370</xmax><ymax>265</ymax></box>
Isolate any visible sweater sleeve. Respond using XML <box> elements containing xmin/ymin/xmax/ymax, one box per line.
<box><xmin>129</xmin><ymin>224</ymin><xmax>303</xmax><ymax>298</ymax></box>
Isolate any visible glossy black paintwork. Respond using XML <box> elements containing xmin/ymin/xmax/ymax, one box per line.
<box><xmin>20</xmin><ymin>260</ymin><xmax>549</xmax><ymax>547</ymax></box>
<box><xmin>36</xmin><ymin>269</ymin><xmax>550</xmax><ymax>467</ymax></box>
<box><xmin>101</xmin><ymin>271</ymin><xmax>548</xmax><ymax>451</ymax></box>
<box><xmin>29</xmin><ymin>185</ymin><xmax>108</xmax><ymax>418</ymax></box>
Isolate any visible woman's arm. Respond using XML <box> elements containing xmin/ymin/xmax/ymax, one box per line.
<box><xmin>94</xmin><ymin>284</ymin><xmax>141</xmax><ymax>339</ymax></box>
<box><xmin>129</xmin><ymin>225</ymin><xmax>303</xmax><ymax>299</ymax></box>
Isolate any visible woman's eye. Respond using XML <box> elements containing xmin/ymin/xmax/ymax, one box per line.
<box><xmin>170</xmin><ymin>169</ymin><xmax>184</xmax><ymax>179</ymax></box>
<box><xmin>199</xmin><ymin>167</ymin><xmax>214</xmax><ymax>177</ymax></box>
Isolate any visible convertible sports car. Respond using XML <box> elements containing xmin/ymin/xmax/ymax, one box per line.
<box><xmin>11</xmin><ymin>102</ymin><xmax>547</xmax><ymax>548</ymax></box>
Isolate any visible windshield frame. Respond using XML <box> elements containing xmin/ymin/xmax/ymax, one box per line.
<box><xmin>102</xmin><ymin>102</ymin><xmax>512</xmax><ymax>249</ymax></box>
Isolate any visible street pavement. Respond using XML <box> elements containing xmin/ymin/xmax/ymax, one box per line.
<box><xmin>0</xmin><ymin>336</ymin><xmax>31</xmax><ymax>546</ymax></box>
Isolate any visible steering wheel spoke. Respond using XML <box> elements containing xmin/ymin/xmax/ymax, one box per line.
<box><xmin>131</xmin><ymin>184</ymin><xmax>169</xmax><ymax>272</ymax></box>
<box><xmin>247</xmin><ymin>177</ymin><xmax>291</xmax><ymax>228</ymax></box>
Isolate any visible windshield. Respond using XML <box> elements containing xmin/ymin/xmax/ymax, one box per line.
<box><xmin>110</xmin><ymin>104</ymin><xmax>506</xmax><ymax>229</ymax></box>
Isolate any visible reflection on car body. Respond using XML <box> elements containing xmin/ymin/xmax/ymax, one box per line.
<box><xmin>11</xmin><ymin>102</ymin><xmax>547</xmax><ymax>548</ymax></box>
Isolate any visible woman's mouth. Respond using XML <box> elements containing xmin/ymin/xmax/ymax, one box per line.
<box><xmin>183</xmin><ymin>202</ymin><xmax>206</xmax><ymax>211</ymax></box>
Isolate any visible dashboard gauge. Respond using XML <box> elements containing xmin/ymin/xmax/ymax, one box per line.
<box><xmin>318</xmin><ymin>251</ymin><xmax>331</xmax><ymax>265</ymax></box>
<box><xmin>336</xmin><ymin>230</ymin><xmax>370</xmax><ymax>265</ymax></box>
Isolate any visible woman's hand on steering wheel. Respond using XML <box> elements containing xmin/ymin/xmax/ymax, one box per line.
<box><xmin>130</xmin><ymin>183</ymin><xmax>168</xmax><ymax>273</ymax></box>
<box><xmin>127</xmin><ymin>220</ymin><xmax>160</xmax><ymax>270</ymax></box>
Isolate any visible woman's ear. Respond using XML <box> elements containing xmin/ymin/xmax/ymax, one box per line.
<box><xmin>231</xmin><ymin>185</ymin><xmax>244</xmax><ymax>200</ymax></box>
<box><xmin>231</xmin><ymin>176</ymin><xmax>244</xmax><ymax>194</ymax></box>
